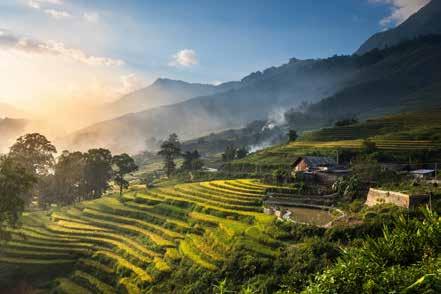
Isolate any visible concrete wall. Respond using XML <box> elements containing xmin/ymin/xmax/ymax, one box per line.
<box><xmin>365</xmin><ymin>188</ymin><xmax>429</xmax><ymax>209</ymax></box>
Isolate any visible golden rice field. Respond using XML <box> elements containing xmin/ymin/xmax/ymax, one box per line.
<box><xmin>0</xmin><ymin>179</ymin><xmax>281</xmax><ymax>293</ymax></box>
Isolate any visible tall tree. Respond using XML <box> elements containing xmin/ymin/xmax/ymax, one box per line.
<box><xmin>83</xmin><ymin>148</ymin><xmax>113</xmax><ymax>199</ymax></box>
<box><xmin>112</xmin><ymin>153</ymin><xmax>138</xmax><ymax>197</ymax></box>
<box><xmin>288</xmin><ymin>129</ymin><xmax>298</xmax><ymax>142</ymax></box>
<box><xmin>8</xmin><ymin>133</ymin><xmax>57</xmax><ymax>206</ymax></box>
<box><xmin>158</xmin><ymin>134</ymin><xmax>181</xmax><ymax>177</ymax></box>
<box><xmin>9</xmin><ymin>133</ymin><xmax>57</xmax><ymax>177</ymax></box>
<box><xmin>236</xmin><ymin>147</ymin><xmax>249</xmax><ymax>159</ymax></box>
<box><xmin>0</xmin><ymin>156</ymin><xmax>36</xmax><ymax>241</ymax></box>
<box><xmin>40</xmin><ymin>151</ymin><xmax>86</xmax><ymax>207</ymax></box>
<box><xmin>182</xmin><ymin>150</ymin><xmax>203</xmax><ymax>171</ymax></box>
<box><xmin>222</xmin><ymin>146</ymin><xmax>237</xmax><ymax>162</ymax></box>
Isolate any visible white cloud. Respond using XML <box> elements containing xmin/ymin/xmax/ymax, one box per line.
<box><xmin>169</xmin><ymin>49</ymin><xmax>198</xmax><ymax>67</ymax></box>
<box><xmin>0</xmin><ymin>29</ymin><xmax>124</xmax><ymax>66</ymax></box>
<box><xmin>28</xmin><ymin>1</ymin><xmax>41</xmax><ymax>9</ymax></box>
<box><xmin>119</xmin><ymin>74</ymin><xmax>148</xmax><ymax>94</ymax></box>
<box><xmin>28</xmin><ymin>0</ymin><xmax>63</xmax><ymax>10</ymax></box>
<box><xmin>83</xmin><ymin>12</ymin><xmax>100</xmax><ymax>23</ymax></box>
<box><xmin>44</xmin><ymin>9</ymin><xmax>71</xmax><ymax>19</ymax></box>
<box><xmin>369</xmin><ymin>0</ymin><xmax>431</xmax><ymax>27</ymax></box>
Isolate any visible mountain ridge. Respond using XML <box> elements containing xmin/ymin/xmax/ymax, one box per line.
<box><xmin>63</xmin><ymin>54</ymin><xmax>361</xmax><ymax>153</ymax></box>
<box><xmin>102</xmin><ymin>78</ymin><xmax>241</xmax><ymax>119</ymax></box>
<box><xmin>356</xmin><ymin>0</ymin><xmax>441</xmax><ymax>55</ymax></box>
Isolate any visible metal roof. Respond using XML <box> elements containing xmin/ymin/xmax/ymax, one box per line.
<box><xmin>293</xmin><ymin>156</ymin><xmax>337</xmax><ymax>168</ymax></box>
<box><xmin>410</xmin><ymin>169</ymin><xmax>435</xmax><ymax>175</ymax></box>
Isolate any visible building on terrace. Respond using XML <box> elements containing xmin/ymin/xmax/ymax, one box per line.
<box><xmin>293</xmin><ymin>156</ymin><xmax>338</xmax><ymax>173</ymax></box>
<box><xmin>292</xmin><ymin>156</ymin><xmax>350</xmax><ymax>185</ymax></box>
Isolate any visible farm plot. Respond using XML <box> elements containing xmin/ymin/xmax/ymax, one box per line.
<box><xmin>0</xmin><ymin>179</ymin><xmax>280</xmax><ymax>293</ymax></box>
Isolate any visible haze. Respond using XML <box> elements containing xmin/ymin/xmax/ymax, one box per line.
<box><xmin>0</xmin><ymin>0</ymin><xmax>429</xmax><ymax>136</ymax></box>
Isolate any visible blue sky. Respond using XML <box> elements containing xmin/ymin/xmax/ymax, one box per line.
<box><xmin>0</xmin><ymin>0</ymin><xmax>430</xmax><ymax>109</ymax></box>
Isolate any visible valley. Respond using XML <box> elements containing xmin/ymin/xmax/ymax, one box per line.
<box><xmin>2</xmin><ymin>0</ymin><xmax>441</xmax><ymax>293</ymax></box>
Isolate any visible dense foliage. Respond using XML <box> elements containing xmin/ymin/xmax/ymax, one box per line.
<box><xmin>0</xmin><ymin>156</ymin><xmax>36</xmax><ymax>241</ymax></box>
<box><xmin>112</xmin><ymin>153</ymin><xmax>138</xmax><ymax>197</ymax></box>
<box><xmin>305</xmin><ymin>209</ymin><xmax>441</xmax><ymax>293</ymax></box>
<box><xmin>158</xmin><ymin>133</ymin><xmax>182</xmax><ymax>177</ymax></box>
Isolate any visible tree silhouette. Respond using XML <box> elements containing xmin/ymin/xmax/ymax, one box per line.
<box><xmin>158</xmin><ymin>134</ymin><xmax>181</xmax><ymax>177</ymax></box>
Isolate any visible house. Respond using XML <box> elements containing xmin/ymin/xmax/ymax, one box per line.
<box><xmin>293</xmin><ymin>156</ymin><xmax>338</xmax><ymax>173</ymax></box>
<box><xmin>410</xmin><ymin>169</ymin><xmax>436</xmax><ymax>179</ymax></box>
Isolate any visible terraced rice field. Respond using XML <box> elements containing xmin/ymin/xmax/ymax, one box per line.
<box><xmin>0</xmin><ymin>179</ymin><xmax>280</xmax><ymax>293</ymax></box>
<box><xmin>282</xmin><ymin>139</ymin><xmax>441</xmax><ymax>152</ymax></box>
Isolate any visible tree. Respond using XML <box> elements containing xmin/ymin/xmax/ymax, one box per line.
<box><xmin>222</xmin><ymin>146</ymin><xmax>237</xmax><ymax>162</ymax></box>
<box><xmin>158</xmin><ymin>134</ymin><xmax>181</xmax><ymax>177</ymax></box>
<box><xmin>0</xmin><ymin>156</ymin><xmax>36</xmax><ymax>241</ymax></box>
<box><xmin>273</xmin><ymin>168</ymin><xmax>291</xmax><ymax>185</ymax></box>
<box><xmin>112</xmin><ymin>153</ymin><xmax>138</xmax><ymax>197</ymax></box>
<box><xmin>288</xmin><ymin>130</ymin><xmax>298</xmax><ymax>142</ymax></box>
<box><xmin>334</xmin><ymin>118</ymin><xmax>358</xmax><ymax>127</ymax></box>
<box><xmin>351</xmin><ymin>155</ymin><xmax>382</xmax><ymax>183</ymax></box>
<box><xmin>182</xmin><ymin>150</ymin><xmax>204</xmax><ymax>172</ymax></box>
<box><xmin>362</xmin><ymin>139</ymin><xmax>377</xmax><ymax>154</ymax></box>
<box><xmin>40</xmin><ymin>151</ymin><xmax>86</xmax><ymax>207</ymax></box>
<box><xmin>83</xmin><ymin>149</ymin><xmax>113</xmax><ymax>199</ymax></box>
<box><xmin>8</xmin><ymin>133</ymin><xmax>57</xmax><ymax>206</ymax></box>
<box><xmin>9</xmin><ymin>133</ymin><xmax>57</xmax><ymax>177</ymax></box>
<box><xmin>236</xmin><ymin>147</ymin><xmax>249</xmax><ymax>159</ymax></box>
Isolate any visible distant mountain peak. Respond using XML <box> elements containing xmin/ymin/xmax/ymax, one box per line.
<box><xmin>356</xmin><ymin>0</ymin><xmax>441</xmax><ymax>55</ymax></box>
<box><xmin>151</xmin><ymin>78</ymin><xmax>185</xmax><ymax>87</ymax></box>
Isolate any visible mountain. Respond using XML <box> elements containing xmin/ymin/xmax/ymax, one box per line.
<box><xmin>310</xmin><ymin>35</ymin><xmax>441</xmax><ymax>120</ymax></box>
<box><xmin>64</xmin><ymin>57</ymin><xmax>362</xmax><ymax>153</ymax></box>
<box><xmin>64</xmin><ymin>1</ymin><xmax>441</xmax><ymax>154</ymax></box>
<box><xmin>102</xmin><ymin>78</ymin><xmax>241</xmax><ymax>118</ymax></box>
<box><xmin>356</xmin><ymin>0</ymin><xmax>441</xmax><ymax>55</ymax></box>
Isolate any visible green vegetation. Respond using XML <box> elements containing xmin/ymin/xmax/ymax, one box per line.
<box><xmin>0</xmin><ymin>179</ymin><xmax>285</xmax><ymax>292</ymax></box>
<box><xmin>2</xmin><ymin>174</ymin><xmax>441</xmax><ymax>292</ymax></box>
<box><xmin>226</xmin><ymin>109</ymin><xmax>441</xmax><ymax>172</ymax></box>
<box><xmin>2</xmin><ymin>108</ymin><xmax>441</xmax><ymax>293</ymax></box>
<box><xmin>305</xmin><ymin>210</ymin><xmax>441</xmax><ymax>293</ymax></box>
<box><xmin>112</xmin><ymin>153</ymin><xmax>139</xmax><ymax>197</ymax></box>
<box><xmin>158</xmin><ymin>133</ymin><xmax>182</xmax><ymax>177</ymax></box>
<box><xmin>0</xmin><ymin>156</ymin><xmax>36</xmax><ymax>241</ymax></box>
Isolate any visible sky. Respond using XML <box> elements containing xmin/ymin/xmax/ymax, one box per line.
<box><xmin>0</xmin><ymin>0</ymin><xmax>431</xmax><ymax>115</ymax></box>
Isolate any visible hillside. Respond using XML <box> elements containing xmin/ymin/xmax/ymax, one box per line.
<box><xmin>102</xmin><ymin>78</ymin><xmax>241</xmax><ymax>119</ymax></box>
<box><xmin>228</xmin><ymin>109</ymin><xmax>441</xmax><ymax>170</ymax></box>
<box><xmin>66</xmin><ymin>37</ymin><xmax>441</xmax><ymax>154</ymax></box>
<box><xmin>356</xmin><ymin>0</ymin><xmax>441</xmax><ymax>55</ymax></box>
<box><xmin>63</xmin><ymin>55</ymin><xmax>373</xmax><ymax>153</ymax></box>
<box><xmin>0</xmin><ymin>179</ymin><xmax>283</xmax><ymax>292</ymax></box>
<box><xmin>309</xmin><ymin>35</ymin><xmax>441</xmax><ymax>120</ymax></box>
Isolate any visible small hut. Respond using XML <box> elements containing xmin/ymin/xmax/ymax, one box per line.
<box><xmin>293</xmin><ymin>156</ymin><xmax>337</xmax><ymax>173</ymax></box>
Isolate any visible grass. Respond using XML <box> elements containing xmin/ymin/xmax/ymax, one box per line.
<box><xmin>118</xmin><ymin>277</ymin><xmax>140</xmax><ymax>294</ymax></box>
<box><xmin>0</xmin><ymin>179</ymin><xmax>283</xmax><ymax>291</ymax></box>
<box><xmin>231</xmin><ymin>110</ymin><xmax>441</xmax><ymax>168</ymax></box>
<box><xmin>55</xmin><ymin>278</ymin><xmax>93</xmax><ymax>294</ymax></box>
<box><xmin>93</xmin><ymin>250</ymin><xmax>154</xmax><ymax>284</ymax></box>
<box><xmin>0</xmin><ymin>257</ymin><xmax>75</xmax><ymax>265</ymax></box>
<box><xmin>72</xmin><ymin>270</ymin><xmax>114</xmax><ymax>294</ymax></box>
<box><xmin>188</xmin><ymin>234</ymin><xmax>224</xmax><ymax>262</ymax></box>
<box><xmin>179</xmin><ymin>240</ymin><xmax>217</xmax><ymax>271</ymax></box>
<box><xmin>78</xmin><ymin>258</ymin><xmax>114</xmax><ymax>275</ymax></box>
